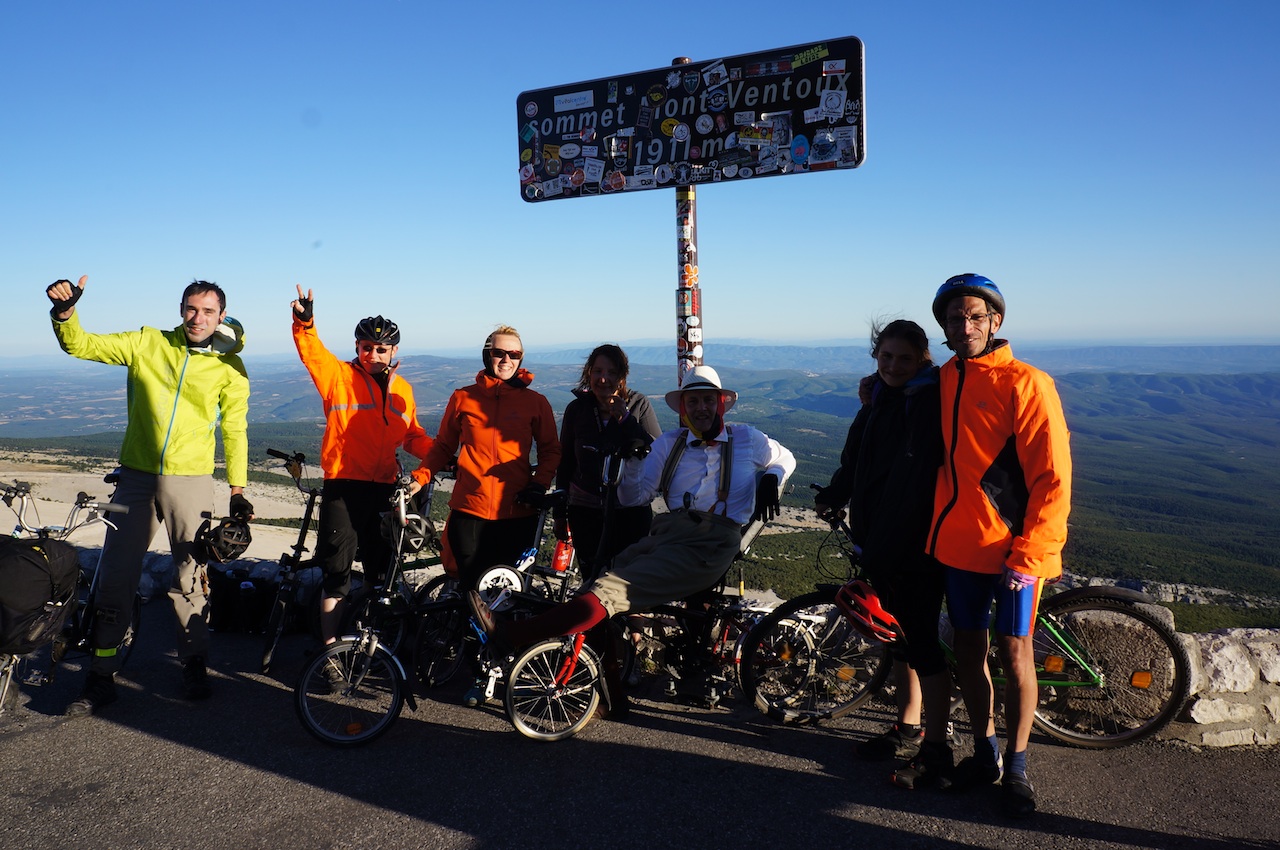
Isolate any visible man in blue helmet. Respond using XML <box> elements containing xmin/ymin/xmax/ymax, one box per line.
<box><xmin>924</xmin><ymin>274</ymin><xmax>1071</xmax><ymax>819</ymax></box>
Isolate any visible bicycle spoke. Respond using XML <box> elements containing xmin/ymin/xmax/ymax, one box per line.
<box><xmin>741</xmin><ymin>591</ymin><xmax>891</xmax><ymax>724</ymax></box>
<box><xmin>295</xmin><ymin>641</ymin><xmax>403</xmax><ymax>747</ymax></box>
<box><xmin>505</xmin><ymin>639</ymin><xmax>600</xmax><ymax>741</ymax></box>
<box><xmin>1031</xmin><ymin>595</ymin><xmax>1190</xmax><ymax>748</ymax></box>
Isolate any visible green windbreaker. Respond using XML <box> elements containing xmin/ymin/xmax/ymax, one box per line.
<box><xmin>51</xmin><ymin>312</ymin><xmax>251</xmax><ymax>486</ymax></box>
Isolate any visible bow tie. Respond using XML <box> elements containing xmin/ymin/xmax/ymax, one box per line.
<box><xmin>691</xmin><ymin>439</ymin><xmax>719</xmax><ymax>447</ymax></box>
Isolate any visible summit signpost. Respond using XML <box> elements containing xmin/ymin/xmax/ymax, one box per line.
<box><xmin>516</xmin><ymin>37</ymin><xmax>865</xmax><ymax>381</ymax></box>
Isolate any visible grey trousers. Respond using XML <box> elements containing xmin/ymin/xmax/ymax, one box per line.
<box><xmin>589</xmin><ymin>510</ymin><xmax>741</xmax><ymax>618</ymax></box>
<box><xmin>91</xmin><ymin>467</ymin><xmax>214</xmax><ymax>674</ymax></box>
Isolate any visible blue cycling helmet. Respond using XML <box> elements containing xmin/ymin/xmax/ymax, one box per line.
<box><xmin>931</xmin><ymin>274</ymin><xmax>1006</xmax><ymax>327</ymax></box>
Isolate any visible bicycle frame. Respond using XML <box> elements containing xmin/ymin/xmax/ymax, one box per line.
<box><xmin>2</xmin><ymin>476</ymin><xmax>136</xmax><ymax>689</ymax></box>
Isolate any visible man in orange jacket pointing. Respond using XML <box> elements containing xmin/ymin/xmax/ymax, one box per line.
<box><xmin>291</xmin><ymin>285</ymin><xmax>434</xmax><ymax>645</ymax></box>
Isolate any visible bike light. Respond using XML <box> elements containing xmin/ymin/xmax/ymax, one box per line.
<box><xmin>1043</xmin><ymin>655</ymin><xmax>1065</xmax><ymax>673</ymax></box>
<box><xmin>1130</xmin><ymin>671</ymin><xmax>1153</xmax><ymax>689</ymax></box>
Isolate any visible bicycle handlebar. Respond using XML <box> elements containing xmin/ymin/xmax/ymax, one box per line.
<box><xmin>266</xmin><ymin>448</ymin><xmax>310</xmax><ymax>493</ymax></box>
<box><xmin>3</xmin><ymin>480</ymin><xmax>128</xmax><ymax>539</ymax></box>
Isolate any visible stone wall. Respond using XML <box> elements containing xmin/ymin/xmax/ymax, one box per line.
<box><xmin>1164</xmin><ymin>629</ymin><xmax>1280</xmax><ymax>748</ymax></box>
<box><xmin>1055</xmin><ymin>571</ymin><xmax>1280</xmax><ymax>748</ymax></box>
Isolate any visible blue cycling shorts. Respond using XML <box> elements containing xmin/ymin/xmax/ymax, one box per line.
<box><xmin>945</xmin><ymin>568</ymin><xmax>1044</xmax><ymax>637</ymax></box>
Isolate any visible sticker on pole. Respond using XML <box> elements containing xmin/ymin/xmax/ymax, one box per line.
<box><xmin>515</xmin><ymin>36</ymin><xmax>865</xmax><ymax>202</ymax></box>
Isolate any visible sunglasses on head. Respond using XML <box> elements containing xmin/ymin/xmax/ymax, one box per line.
<box><xmin>489</xmin><ymin>347</ymin><xmax>522</xmax><ymax>361</ymax></box>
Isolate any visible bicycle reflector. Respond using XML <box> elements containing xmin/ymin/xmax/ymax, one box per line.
<box><xmin>835</xmin><ymin>580</ymin><xmax>904</xmax><ymax>644</ymax></box>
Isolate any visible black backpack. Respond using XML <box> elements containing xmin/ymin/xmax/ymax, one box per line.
<box><xmin>0</xmin><ymin>537</ymin><xmax>79</xmax><ymax>655</ymax></box>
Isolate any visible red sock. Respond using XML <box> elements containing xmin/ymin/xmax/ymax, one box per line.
<box><xmin>504</xmin><ymin>593</ymin><xmax>608</xmax><ymax>648</ymax></box>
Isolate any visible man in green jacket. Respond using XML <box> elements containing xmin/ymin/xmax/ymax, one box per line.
<box><xmin>46</xmin><ymin>275</ymin><xmax>252</xmax><ymax>715</ymax></box>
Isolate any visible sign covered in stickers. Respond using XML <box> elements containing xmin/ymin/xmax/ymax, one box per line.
<box><xmin>516</xmin><ymin>37</ymin><xmax>864</xmax><ymax>202</ymax></box>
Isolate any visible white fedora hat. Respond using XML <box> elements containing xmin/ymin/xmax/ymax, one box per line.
<box><xmin>665</xmin><ymin>364</ymin><xmax>737</xmax><ymax>413</ymax></box>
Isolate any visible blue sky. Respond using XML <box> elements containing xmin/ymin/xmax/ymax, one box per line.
<box><xmin>3</xmin><ymin>1</ymin><xmax>1277</xmax><ymax>362</ymax></box>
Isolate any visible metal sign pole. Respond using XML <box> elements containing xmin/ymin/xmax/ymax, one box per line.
<box><xmin>672</xmin><ymin>57</ymin><xmax>702</xmax><ymax>387</ymax></box>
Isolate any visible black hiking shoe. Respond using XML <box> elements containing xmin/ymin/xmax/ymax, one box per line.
<box><xmin>945</xmin><ymin>754</ymin><xmax>1004</xmax><ymax>792</ymax></box>
<box><xmin>182</xmin><ymin>656</ymin><xmax>212</xmax><ymax>701</ymax></box>
<box><xmin>319</xmin><ymin>658</ymin><xmax>346</xmax><ymax>694</ymax></box>
<box><xmin>1002</xmin><ymin>773</ymin><xmax>1037</xmax><ymax>819</ymax></box>
<box><xmin>856</xmin><ymin>723</ymin><xmax>924</xmax><ymax>761</ymax></box>
<box><xmin>892</xmin><ymin>741</ymin><xmax>954</xmax><ymax>790</ymax></box>
<box><xmin>66</xmin><ymin>672</ymin><xmax>118</xmax><ymax>717</ymax></box>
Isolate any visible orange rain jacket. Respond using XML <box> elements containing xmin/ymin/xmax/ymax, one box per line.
<box><xmin>293</xmin><ymin>319</ymin><xmax>433</xmax><ymax>482</ymax></box>
<box><xmin>412</xmin><ymin>368</ymin><xmax>561</xmax><ymax>521</ymax></box>
<box><xmin>927</xmin><ymin>342</ymin><xmax>1071</xmax><ymax>580</ymax></box>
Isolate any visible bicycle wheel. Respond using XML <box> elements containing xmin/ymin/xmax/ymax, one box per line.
<box><xmin>740</xmin><ymin>590</ymin><xmax>892</xmax><ymax>724</ymax></box>
<box><xmin>412</xmin><ymin>599</ymin><xmax>470</xmax><ymax>688</ymax></box>
<box><xmin>295</xmin><ymin>638</ymin><xmax>403</xmax><ymax>747</ymax></box>
<box><xmin>1031</xmin><ymin>594</ymin><xmax>1191</xmax><ymax>748</ymax></box>
<box><xmin>414</xmin><ymin>573</ymin><xmax>456</xmax><ymax>603</ymax></box>
<box><xmin>505</xmin><ymin>638</ymin><xmax>602</xmax><ymax>741</ymax></box>
<box><xmin>342</xmin><ymin>587</ymin><xmax>409</xmax><ymax>655</ymax></box>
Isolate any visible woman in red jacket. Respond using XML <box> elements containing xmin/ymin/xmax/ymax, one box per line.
<box><xmin>410</xmin><ymin>325</ymin><xmax>561</xmax><ymax>594</ymax></box>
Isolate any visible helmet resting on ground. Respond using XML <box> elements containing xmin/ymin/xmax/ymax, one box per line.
<box><xmin>931</xmin><ymin>273</ymin><xmax>1006</xmax><ymax>328</ymax></box>
<box><xmin>355</xmin><ymin>316</ymin><xmax>401</xmax><ymax>346</ymax></box>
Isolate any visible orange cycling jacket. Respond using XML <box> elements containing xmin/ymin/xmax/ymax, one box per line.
<box><xmin>293</xmin><ymin>319</ymin><xmax>433</xmax><ymax>482</ymax></box>
<box><xmin>412</xmin><ymin>369</ymin><xmax>561</xmax><ymax>521</ymax></box>
<box><xmin>927</xmin><ymin>342</ymin><xmax>1071</xmax><ymax>580</ymax></box>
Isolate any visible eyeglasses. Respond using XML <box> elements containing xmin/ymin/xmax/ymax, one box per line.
<box><xmin>359</xmin><ymin>344</ymin><xmax>392</xmax><ymax>354</ymax></box>
<box><xmin>945</xmin><ymin>313</ymin><xmax>992</xmax><ymax>329</ymax></box>
<box><xmin>489</xmin><ymin>348</ymin><xmax>523</xmax><ymax>361</ymax></box>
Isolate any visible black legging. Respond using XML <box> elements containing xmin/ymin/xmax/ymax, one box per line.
<box><xmin>445</xmin><ymin>509</ymin><xmax>539</xmax><ymax>592</ymax></box>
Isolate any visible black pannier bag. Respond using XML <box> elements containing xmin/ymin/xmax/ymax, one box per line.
<box><xmin>0</xmin><ymin>537</ymin><xmax>79</xmax><ymax>655</ymax></box>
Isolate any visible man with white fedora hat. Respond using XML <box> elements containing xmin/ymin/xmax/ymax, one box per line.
<box><xmin>470</xmin><ymin>365</ymin><xmax>794</xmax><ymax>713</ymax></box>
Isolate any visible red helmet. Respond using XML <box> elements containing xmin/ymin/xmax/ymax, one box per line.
<box><xmin>835</xmin><ymin>580</ymin><xmax>904</xmax><ymax>644</ymax></box>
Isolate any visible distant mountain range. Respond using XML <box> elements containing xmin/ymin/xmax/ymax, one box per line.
<box><xmin>6</xmin><ymin>342</ymin><xmax>1279</xmax><ymax>376</ymax></box>
<box><xmin>3</xmin><ymin>343</ymin><xmax>1279</xmax><ymax>602</ymax></box>
<box><xmin>4</xmin><ymin>343</ymin><xmax>1279</xmax><ymax>439</ymax></box>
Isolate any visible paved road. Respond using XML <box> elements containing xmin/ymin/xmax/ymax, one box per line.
<box><xmin>2</xmin><ymin>604</ymin><xmax>1277</xmax><ymax>850</ymax></box>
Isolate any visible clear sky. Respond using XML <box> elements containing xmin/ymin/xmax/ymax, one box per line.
<box><xmin>3</xmin><ymin>1</ymin><xmax>1277</xmax><ymax>361</ymax></box>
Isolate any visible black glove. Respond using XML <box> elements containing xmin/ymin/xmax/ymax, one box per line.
<box><xmin>751</xmin><ymin>473</ymin><xmax>780</xmax><ymax>523</ymax></box>
<box><xmin>814</xmin><ymin>501</ymin><xmax>845</xmax><ymax>523</ymax></box>
<box><xmin>811</xmin><ymin>484</ymin><xmax>840</xmax><ymax>521</ymax></box>
<box><xmin>293</xmin><ymin>295</ymin><xmax>313</xmax><ymax>324</ymax></box>
<box><xmin>229</xmin><ymin>492</ymin><xmax>254</xmax><ymax>520</ymax></box>
<box><xmin>48</xmin><ymin>279</ymin><xmax>84</xmax><ymax>314</ymax></box>
<box><xmin>516</xmin><ymin>483</ymin><xmax>546</xmax><ymax>507</ymax></box>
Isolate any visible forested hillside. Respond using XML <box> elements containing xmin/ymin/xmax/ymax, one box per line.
<box><xmin>3</xmin><ymin>363</ymin><xmax>1278</xmax><ymax>610</ymax></box>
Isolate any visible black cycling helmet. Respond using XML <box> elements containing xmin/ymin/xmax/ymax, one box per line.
<box><xmin>196</xmin><ymin>517</ymin><xmax>253</xmax><ymax>564</ymax></box>
<box><xmin>930</xmin><ymin>274</ymin><xmax>1006</xmax><ymax>328</ymax></box>
<box><xmin>380</xmin><ymin>510</ymin><xmax>432</xmax><ymax>554</ymax></box>
<box><xmin>355</xmin><ymin>316</ymin><xmax>401</xmax><ymax>346</ymax></box>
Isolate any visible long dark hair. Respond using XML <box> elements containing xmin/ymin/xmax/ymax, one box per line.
<box><xmin>577</xmin><ymin>344</ymin><xmax>630</xmax><ymax>394</ymax></box>
<box><xmin>871</xmin><ymin>319</ymin><xmax>932</xmax><ymax>365</ymax></box>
